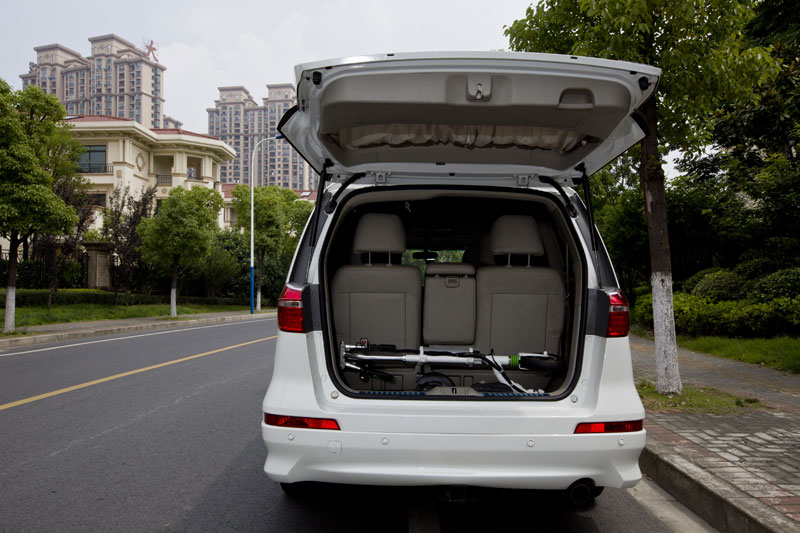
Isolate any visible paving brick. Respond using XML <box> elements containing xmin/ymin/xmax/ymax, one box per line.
<box><xmin>756</xmin><ymin>472</ymin><xmax>788</xmax><ymax>483</ymax></box>
<box><xmin>761</xmin><ymin>496</ymin><xmax>800</xmax><ymax>505</ymax></box>
<box><xmin>735</xmin><ymin>485</ymin><xmax>792</xmax><ymax>498</ymax></box>
<box><xmin>631</xmin><ymin>335</ymin><xmax>800</xmax><ymax>529</ymax></box>
<box><xmin>775</xmin><ymin>462</ymin><xmax>800</xmax><ymax>473</ymax></box>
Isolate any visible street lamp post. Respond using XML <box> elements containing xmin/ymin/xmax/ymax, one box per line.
<box><xmin>250</xmin><ymin>137</ymin><xmax>269</xmax><ymax>314</ymax></box>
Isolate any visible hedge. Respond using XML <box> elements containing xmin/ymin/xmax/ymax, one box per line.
<box><xmin>750</xmin><ymin>268</ymin><xmax>800</xmax><ymax>302</ymax></box>
<box><xmin>634</xmin><ymin>292</ymin><xmax>800</xmax><ymax>338</ymax></box>
<box><xmin>733</xmin><ymin>257</ymin><xmax>783</xmax><ymax>280</ymax></box>
<box><xmin>0</xmin><ymin>289</ymin><xmax>249</xmax><ymax>308</ymax></box>
<box><xmin>679</xmin><ymin>267</ymin><xmax>724</xmax><ymax>293</ymax></box>
<box><xmin>692</xmin><ymin>270</ymin><xmax>746</xmax><ymax>302</ymax></box>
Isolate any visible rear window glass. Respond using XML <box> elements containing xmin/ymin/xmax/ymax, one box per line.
<box><xmin>402</xmin><ymin>249</ymin><xmax>465</xmax><ymax>279</ymax></box>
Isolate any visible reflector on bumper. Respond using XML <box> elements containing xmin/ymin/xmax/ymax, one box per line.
<box><xmin>574</xmin><ymin>420</ymin><xmax>643</xmax><ymax>433</ymax></box>
<box><xmin>265</xmin><ymin>413</ymin><xmax>340</xmax><ymax>430</ymax></box>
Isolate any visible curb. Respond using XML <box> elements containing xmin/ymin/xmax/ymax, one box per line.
<box><xmin>640</xmin><ymin>438</ymin><xmax>800</xmax><ymax>533</ymax></box>
<box><xmin>0</xmin><ymin>312</ymin><xmax>277</xmax><ymax>350</ymax></box>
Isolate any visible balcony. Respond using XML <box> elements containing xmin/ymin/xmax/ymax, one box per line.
<box><xmin>79</xmin><ymin>164</ymin><xmax>113</xmax><ymax>174</ymax></box>
<box><xmin>156</xmin><ymin>174</ymin><xmax>172</xmax><ymax>185</ymax></box>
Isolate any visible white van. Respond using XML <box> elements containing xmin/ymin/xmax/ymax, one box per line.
<box><xmin>262</xmin><ymin>52</ymin><xmax>658</xmax><ymax>504</ymax></box>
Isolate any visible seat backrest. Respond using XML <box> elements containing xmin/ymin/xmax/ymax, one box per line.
<box><xmin>423</xmin><ymin>263</ymin><xmax>476</xmax><ymax>345</ymax></box>
<box><xmin>474</xmin><ymin>215</ymin><xmax>565</xmax><ymax>356</ymax></box>
<box><xmin>331</xmin><ymin>213</ymin><xmax>421</xmax><ymax>349</ymax></box>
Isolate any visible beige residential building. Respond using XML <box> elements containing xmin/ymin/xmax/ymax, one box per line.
<box><xmin>206</xmin><ymin>84</ymin><xmax>316</xmax><ymax>190</ymax></box>
<box><xmin>65</xmin><ymin>115</ymin><xmax>235</xmax><ymax>230</ymax></box>
<box><xmin>21</xmin><ymin>34</ymin><xmax>167</xmax><ymax>128</ymax></box>
<box><xmin>163</xmin><ymin>116</ymin><xmax>183</xmax><ymax>128</ymax></box>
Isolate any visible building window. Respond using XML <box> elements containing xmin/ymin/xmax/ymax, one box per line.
<box><xmin>90</xmin><ymin>193</ymin><xmax>107</xmax><ymax>207</ymax></box>
<box><xmin>79</xmin><ymin>145</ymin><xmax>107</xmax><ymax>173</ymax></box>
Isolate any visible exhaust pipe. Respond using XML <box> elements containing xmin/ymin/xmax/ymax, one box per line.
<box><xmin>567</xmin><ymin>479</ymin><xmax>596</xmax><ymax>505</ymax></box>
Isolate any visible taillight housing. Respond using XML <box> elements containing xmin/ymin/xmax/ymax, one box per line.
<box><xmin>606</xmin><ymin>290</ymin><xmax>629</xmax><ymax>337</ymax></box>
<box><xmin>264</xmin><ymin>413</ymin><xmax>340</xmax><ymax>430</ymax></box>
<box><xmin>574</xmin><ymin>420</ymin><xmax>643</xmax><ymax>433</ymax></box>
<box><xmin>278</xmin><ymin>284</ymin><xmax>305</xmax><ymax>333</ymax></box>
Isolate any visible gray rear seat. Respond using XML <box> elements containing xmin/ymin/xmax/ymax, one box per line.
<box><xmin>423</xmin><ymin>263</ymin><xmax>476</xmax><ymax>346</ymax></box>
<box><xmin>474</xmin><ymin>215</ymin><xmax>565</xmax><ymax>356</ymax></box>
<box><xmin>331</xmin><ymin>213</ymin><xmax>421</xmax><ymax>349</ymax></box>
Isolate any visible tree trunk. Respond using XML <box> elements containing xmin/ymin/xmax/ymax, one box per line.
<box><xmin>4</xmin><ymin>234</ymin><xmax>20</xmax><ymax>334</ymax></box>
<box><xmin>170</xmin><ymin>256</ymin><xmax>178</xmax><ymax>318</ymax></box>
<box><xmin>639</xmin><ymin>98</ymin><xmax>682</xmax><ymax>394</ymax></box>
<box><xmin>256</xmin><ymin>254</ymin><xmax>263</xmax><ymax>312</ymax></box>
<box><xmin>110</xmin><ymin>251</ymin><xmax>119</xmax><ymax>310</ymax></box>
<box><xmin>48</xmin><ymin>249</ymin><xmax>60</xmax><ymax>313</ymax></box>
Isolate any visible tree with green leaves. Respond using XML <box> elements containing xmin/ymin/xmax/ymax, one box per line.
<box><xmin>711</xmin><ymin>1</ymin><xmax>799</xmax><ymax>261</ymax></box>
<box><xmin>33</xmin><ymin>126</ymin><xmax>94</xmax><ymax>310</ymax></box>
<box><xmin>670</xmin><ymin>0</ymin><xmax>800</xmax><ymax>273</ymax></box>
<box><xmin>505</xmin><ymin>0</ymin><xmax>772</xmax><ymax>394</ymax></box>
<box><xmin>102</xmin><ymin>184</ymin><xmax>157</xmax><ymax>306</ymax></box>
<box><xmin>231</xmin><ymin>185</ymin><xmax>289</xmax><ymax>311</ymax></box>
<box><xmin>138</xmin><ymin>187</ymin><xmax>223</xmax><ymax>318</ymax></box>
<box><xmin>1</xmin><ymin>81</ymin><xmax>77</xmax><ymax>333</ymax></box>
<box><xmin>200</xmin><ymin>232</ymin><xmax>241</xmax><ymax>298</ymax></box>
<box><xmin>282</xmin><ymin>191</ymin><xmax>314</xmax><ymax>257</ymax></box>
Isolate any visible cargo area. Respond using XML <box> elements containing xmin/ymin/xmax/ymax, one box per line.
<box><xmin>320</xmin><ymin>188</ymin><xmax>586</xmax><ymax>399</ymax></box>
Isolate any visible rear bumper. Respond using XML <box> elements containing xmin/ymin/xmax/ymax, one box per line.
<box><xmin>262</xmin><ymin>423</ymin><xmax>644</xmax><ymax>489</ymax></box>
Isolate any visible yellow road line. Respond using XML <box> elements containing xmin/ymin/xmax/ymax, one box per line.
<box><xmin>0</xmin><ymin>335</ymin><xmax>276</xmax><ymax>412</ymax></box>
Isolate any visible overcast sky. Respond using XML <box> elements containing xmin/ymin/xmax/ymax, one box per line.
<box><xmin>1</xmin><ymin>0</ymin><xmax>530</xmax><ymax>133</ymax></box>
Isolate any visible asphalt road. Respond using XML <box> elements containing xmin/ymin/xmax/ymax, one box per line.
<box><xmin>0</xmin><ymin>319</ymin><xmax>707</xmax><ymax>532</ymax></box>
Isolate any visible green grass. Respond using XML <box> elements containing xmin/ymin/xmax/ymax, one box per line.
<box><xmin>1</xmin><ymin>303</ymin><xmax>249</xmax><ymax>330</ymax></box>
<box><xmin>636</xmin><ymin>380</ymin><xmax>762</xmax><ymax>414</ymax></box>
<box><xmin>678</xmin><ymin>336</ymin><xmax>800</xmax><ymax>374</ymax></box>
<box><xmin>631</xmin><ymin>325</ymin><xmax>800</xmax><ymax>374</ymax></box>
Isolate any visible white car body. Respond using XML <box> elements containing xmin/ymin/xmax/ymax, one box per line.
<box><xmin>262</xmin><ymin>52</ymin><xmax>659</xmax><ymax>494</ymax></box>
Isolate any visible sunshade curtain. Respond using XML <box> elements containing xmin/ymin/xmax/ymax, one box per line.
<box><xmin>334</xmin><ymin>124</ymin><xmax>585</xmax><ymax>152</ymax></box>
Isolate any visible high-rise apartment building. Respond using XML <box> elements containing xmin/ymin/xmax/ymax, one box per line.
<box><xmin>206</xmin><ymin>84</ymin><xmax>315</xmax><ymax>190</ymax></box>
<box><xmin>20</xmin><ymin>34</ymin><xmax>167</xmax><ymax>128</ymax></box>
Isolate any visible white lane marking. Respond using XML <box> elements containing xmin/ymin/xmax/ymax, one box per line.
<box><xmin>626</xmin><ymin>478</ymin><xmax>716</xmax><ymax>532</ymax></box>
<box><xmin>0</xmin><ymin>318</ymin><xmax>275</xmax><ymax>358</ymax></box>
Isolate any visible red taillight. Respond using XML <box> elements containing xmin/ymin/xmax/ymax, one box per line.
<box><xmin>606</xmin><ymin>290</ymin><xmax>630</xmax><ymax>337</ymax></box>
<box><xmin>574</xmin><ymin>420</ymin><xmax>643</xmax><ymax>434</ymax></box>
<box><xmin>278</xmin><ymin>285</ymin><xmax>305</xmax><ymax>333</ymax></box>
<box><xmin>264</xmin><ymin>413</ymin><xmax>340</xmax><ymax>430</ymax></box>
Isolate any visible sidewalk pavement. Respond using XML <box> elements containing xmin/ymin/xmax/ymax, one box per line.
<box><xmin>631</xmin><ymin>335</ymin><xmax>800</xmax><ymax>532</ymax></box>
<box><xmin>0</xmin><ymin>309</ymin><xmax>276</xmax><ymax>350</ymax></box>
<box><xmin>2</xmin><ymin>317</ymin><xmax>797</xmax><ymax>530</ymax></box>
